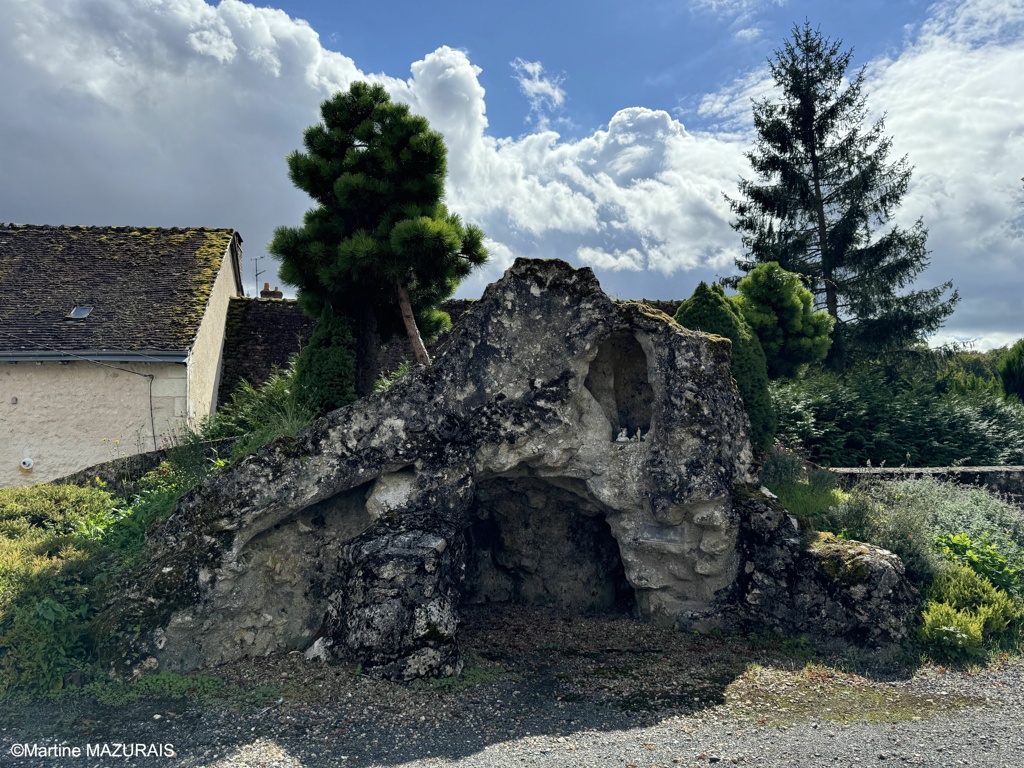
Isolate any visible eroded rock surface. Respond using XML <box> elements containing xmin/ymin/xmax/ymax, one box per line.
<box><xmin>728</xmin><ymin>488</ymin><xmax>918</xmax><ymax>647</ymax></box>
<box><xmin>104</xmin><ymin>258</ymin><xmax>913</xmax><ymax>679</ymax></box>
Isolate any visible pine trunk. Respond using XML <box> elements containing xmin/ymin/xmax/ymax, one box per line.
<box><xmin>396</xmin><ymin>282</ymin><xmax>431</xmax><ymax>366</ymax></box>
<box><xmin>353</xmin><ymin>299</ymin><xmax>381</xmax><ymax>397</ymax></box>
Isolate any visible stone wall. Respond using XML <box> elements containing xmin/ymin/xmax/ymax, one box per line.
<box><xmin>832</xmin><ymin>466</ymin><xmax>1024</xmax><ymax>505</ymax></box>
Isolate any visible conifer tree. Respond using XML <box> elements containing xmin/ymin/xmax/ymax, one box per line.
<box><xmin>999</xmin><ymin>338</ymin><xmax>1024</xmax><ymax>402</ymax></box>
<box><xmin>270</xmin><ymin>82</ymin><xmax>488</xmax><ymax>397</ymax></box>
<box><xmin>675</xmin><ymin>283</ymin><xmax>775</xmax><ymax>453</ymax></box>
<box><xmin>726</xmin><ymin>22</ymin><xmax>958</xmax><ymax>369</ymax></box>
<box><xmin>731</xmin><ymin>262</ymin><xmax>834</xmax><ymax>379</ymax></box>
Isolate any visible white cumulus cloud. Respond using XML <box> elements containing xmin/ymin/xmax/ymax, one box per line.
<box><xmin>510</xmin><ymin>58</ymin><xmax>566</xmax><ymax>129</ymax></box>
<box><xmin>0</xmin><ymin>0</ymin><xmax>1022</xmax><ymax>345</ymax></box>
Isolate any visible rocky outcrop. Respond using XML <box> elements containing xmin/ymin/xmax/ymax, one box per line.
<box><xmin>102</xmin><ymin>258</ymin><xmax>915</xmax><ymax>680</ymax></box>
<box><xmin>727</xmin><ymin>488</ymin><xmax>918</xmax><ymax>647</ymax></box>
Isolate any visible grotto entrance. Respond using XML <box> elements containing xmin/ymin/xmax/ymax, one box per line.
<box><xmin>463</xmin><ymin>474</ymin><xmax>635</xmax><ymax>614</ymax></box>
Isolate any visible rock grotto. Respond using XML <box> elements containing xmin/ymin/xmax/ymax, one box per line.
<box><xmin>103</xmin><ymin>258</ymin><xmax>916</xmax><ymax>679</ymax></box>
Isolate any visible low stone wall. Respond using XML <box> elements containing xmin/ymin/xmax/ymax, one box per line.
<box><xmin>53</xmin><ymin>438</ymin><xmax>236</xmax><ymax>499</ymax></box>
<box><xmin>831</xmin><ymin>466</ymin><xmax>1024</xmax><ymax>505</ymax></box>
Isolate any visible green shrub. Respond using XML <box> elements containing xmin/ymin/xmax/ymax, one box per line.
<box><xmin>999</xmin><ymin>338</ymin><xmax>1024</xmax><ymax>402</ymax></box>
<box><xmin>675</xmin><ymin>282</ymin><xmax>775</xmax><ymax>453</ymax></box>
<box><xmin>919</xmin><ymin>599</ymin><xmax>985</xmax><ymax>659</ymax></box>
<box><xmin>730</xmin><ymin>261</ymin><xmax>833</xmax><ymax>379</ymax></box>
<box><xmin>771</xmin><ymin>481</ymin><xmax>849</xmax><ymax>521</ymax></box>
<box><xmin>787</xmin><ymin>476</ymin><xmax>1024</xmax><ymax>661</ymax></box>
<box><xmin>919</xmin><ymin>563</ymin><xmax>1023</xmax><ymax>660</ymax></box>
<box><xmin>874</xmin><ymin>479</ymin><xmax>1024</xmax><ymax>567</ymax></box>
<box><xmin>293</xmin><ymin>313</ymin><xmax>357</xmax><ymax>417</ymax></box>
<box><xmin>0</xmin><ymin>454</ymin><xmax>226</xmax><ymax>697</ymax></box>
<box><xmin>759</xmin><ymin>443</ymin><xmax>808</xmax><ymax>487</ymax></box>
<box><xmin>772</xmin><ymin>368</ymin><xmax>1024</xmax><ymax>466</ymax></box>
<box><xmin>818</xmin><ymin>486</ymin><xmax>943</xmax><ymax>586</ymax></box>
<box><xmin>0</xmin><ymin>485</ymin><xmax>117</xmax><ymax>695</ymax></box>
<box><xmin>0</xmin><ymin>484</ymin><xmax>120</xmax><ymax>538</ymax></box>
<box><xmin>935</xmin><ymin>532</ymin><xmax>1024</xmax><ymax>599</ymax></box>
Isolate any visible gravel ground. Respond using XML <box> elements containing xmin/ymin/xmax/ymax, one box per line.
<box><xmin>2</xmin><ymin>605</ymin><xmax>1023</xmax><ymax>768</ymax></box>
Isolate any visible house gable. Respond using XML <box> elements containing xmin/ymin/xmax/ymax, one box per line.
<box><xmin>0</xmin><ymin>224</ymin><xmax>242</xmax><ymax>487</ymax></box>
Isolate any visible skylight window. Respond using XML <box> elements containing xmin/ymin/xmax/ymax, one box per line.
<box><xmin>66</xmin><ymin>306</ymin><xmax>93</xmax><ymax>319</ymax></box>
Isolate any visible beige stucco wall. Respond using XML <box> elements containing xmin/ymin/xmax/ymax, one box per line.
<box><xmin>187</xmin><ymin>242</ymin><xmax>239</xmax><ymax>423</ymax></box>
<box><xmin>0</xmin><ymin>361</ymin><xmax>187</xmax><ymax>487</ymax></box>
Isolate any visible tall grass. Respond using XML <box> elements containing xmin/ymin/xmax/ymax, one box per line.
<box><xmin>201</xmin><ymin>363</ymin><xmax>315</xmax><ymax>461</ymax></box>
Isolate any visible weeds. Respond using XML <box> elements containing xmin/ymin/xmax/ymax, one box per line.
<box><xmin>200</xmin><ymin>361</ymin><xmax>315</xmax><ymax>461</ymax></box>
<box><xmin>0</xmin><ymin>454</ymin><xmax>226</xmax><ymax>698</ymax></box>
<box><xmin>373</xmin><ymin>359</ymin><xmax>412</xmax><ymax>394</ymax></box>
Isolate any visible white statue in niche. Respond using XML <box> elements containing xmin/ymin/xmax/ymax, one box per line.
<box><xmin>615</xmin><ymin>428</ymin><xmax>629</xmax><ymax>442</ymax></box>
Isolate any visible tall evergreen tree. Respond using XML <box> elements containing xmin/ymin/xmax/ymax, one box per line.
<box><xmin>270</xmin><ymin>82</ymin><xmax>488</xmax><ymax>396</ymax></box>
<box><xmin>725</xmin><ymin>22</ymin><xmax>958</xmax><ymax>369</ymax></box>
<box><xmin>999</xmin><ymin>338</ymin><xmax>1024</xmax><ymax>403</ymax></box>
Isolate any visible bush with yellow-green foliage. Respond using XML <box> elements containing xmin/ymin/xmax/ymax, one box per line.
<box><xmin>0</xmin><ymin>459</ymin><xmax>218</xmax><ymax>698</ymax></box>
<box><xmin>919</xmin><ymin>563</ymin><xmax>1023</xmax><ymax>660</ymax></box>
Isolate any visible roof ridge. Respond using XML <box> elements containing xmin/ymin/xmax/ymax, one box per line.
<box><xmin>0</xmin><ymin>223</ymin><xmax>235</xmax><ymax>232</ymax></box>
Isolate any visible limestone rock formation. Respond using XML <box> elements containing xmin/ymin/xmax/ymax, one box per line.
<box><xmin>102</xmin><ymin>258</ymin><xmax>914</xmax><ymax>679</ymax></box>
<box><xmin>728</xmin><ymin>489</ymin><xmax>918</xmax><ymax>647</ymax></box>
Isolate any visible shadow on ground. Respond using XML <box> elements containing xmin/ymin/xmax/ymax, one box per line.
<box><xmin>0</xmin><ymin>606</ymin><xmax>981</xmax><ymax>768</ymax></box>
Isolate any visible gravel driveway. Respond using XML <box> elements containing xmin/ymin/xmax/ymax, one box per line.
<box><xmin>3</xmin><ymin>606</ymin><xmax>1022</xmax><ymax>767</ymax></box>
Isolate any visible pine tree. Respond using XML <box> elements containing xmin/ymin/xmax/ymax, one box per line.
<box><xmin>270</xmin><ymin>82</ymin><xmax>488</xmax><ymax>397</ymax></box>
<box><xmin>731</xmin><ymin>262</ymin><xmax>834</xmax><ymax>379</ymax></box>
<box><xmin>726</xmin><ymin>22</ymin><xmax>958</xmax><ymax>369</ymax></box>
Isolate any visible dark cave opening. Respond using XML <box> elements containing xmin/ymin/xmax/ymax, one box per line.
<box><xmin>462</xmin><ymin>475</ymin><xmax>635</xmax><ymax>614</ymax></box>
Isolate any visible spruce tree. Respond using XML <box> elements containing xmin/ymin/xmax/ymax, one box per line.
<box><xmin>726</xmin><ymin>22</ymin><xmax>958</xmax><ymax>369</ymax></box>
<box><xmin>270</xmin><ymin>82</ymin><xmax>488</xmax><ymax>397</ymax></box>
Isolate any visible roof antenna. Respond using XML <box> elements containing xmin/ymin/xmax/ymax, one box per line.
<box><xmin>253</xmin><ymin>255</ymin><xmax>266</xmax><ymax>297</ymax></box>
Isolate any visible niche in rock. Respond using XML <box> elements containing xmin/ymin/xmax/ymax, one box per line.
<box><xmin>463</xmin><ymin>476</ymin><xmax>634</xmax><ymax>613</ymax></box>
<box><xmin>584</xmin><ymin>332</ymin><xmax>654</xmax><ymax>439</ymax></box>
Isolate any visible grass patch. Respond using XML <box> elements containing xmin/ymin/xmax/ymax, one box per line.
<box><xmin>725</xmin><ymin>662</ymin><xmax>982</xmax><ymax>725</ymax></box>
<box><xmin>0</xmin><ymin>454</ymin><xmax>227</xmax><ymax>699</ymax></box>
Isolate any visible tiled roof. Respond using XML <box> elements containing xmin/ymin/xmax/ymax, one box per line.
<box><xmin>217</xmin><ymin>297</ymin><xmax>315</xmax><ymax>403</ymax></box>
<box><xmin>0</xmin><ymin>224</ymin><xmax>240</xmax><ymax>356</ymax></box>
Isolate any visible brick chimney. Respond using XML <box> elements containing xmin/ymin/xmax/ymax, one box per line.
<box><xmin>260</xmin><ymin>282</ymin><xmax>283</xmax><ymax>299</ymax></box>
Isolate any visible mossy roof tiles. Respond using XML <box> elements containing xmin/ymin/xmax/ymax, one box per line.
<box><xmin>217</xmin><ymin>297</ymin><xmax>315</xmax><ymax>403</ymax></box>
<box><xmin>0</xmin><ymin>224</ymin><xmax>239</xmax><ymax>355</ymax></box>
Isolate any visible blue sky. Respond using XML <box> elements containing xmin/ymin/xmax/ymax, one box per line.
<box><xmin>266</xmin><ymin>0</ymin><xmax>927</xmax><ymax>139</ymax></box>
<box><xmin>1</xmin><ymin>0</ymin><xmax>1022</xmax><ymax>349</ymax></box>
